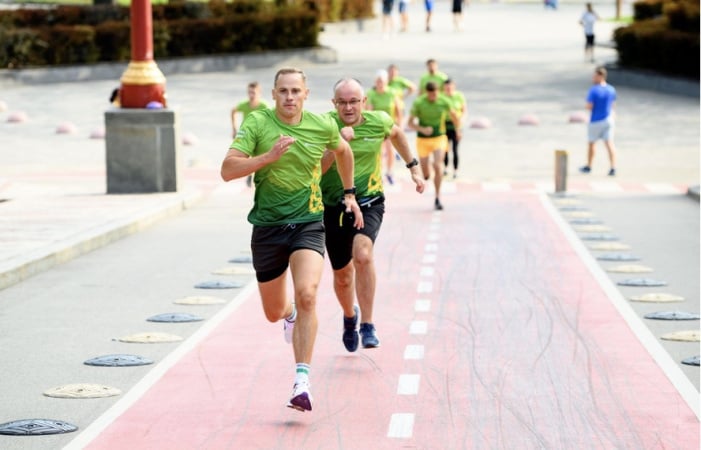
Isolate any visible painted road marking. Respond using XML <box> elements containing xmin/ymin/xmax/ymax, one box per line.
<box><xmin>404</xmin><ymin>344</ymin><xmax>424</xmax><ymax>360</ymax></box>
<box><xmin>415</xmin><ymin>299</ymin><xmax>431</xmax><ymax>312</ymax></box>
<box><xmin>387</xmin><ymin>413</ymin><xmax>415</xmax><ymax>438</ymax></box>
<box><xmin>643</xmin><ymin>182</ymin><xmax>682</xmax><ymax>194</ymax></box>
<box><xmin>417</xmin><ymin>281</ymin><xmax>433</xmax><ymax>293</ymax></box>
<box><xmin>420</xmin><ymin>266</ymin><xmax>434</xmax><ymax>277</ymax></box>
<box><xmin>397</xmin><ymin>374</ymin><xmax>421</xmax><ymax>395</ymax></box>
<box><xmin>410</xmin><ymin>321</ymin><xmax>427</xmax><ymax>334</ymax></box>
<box><xmin>421</xmin><ymin>254</ymin><xmax>437</xmax><ymax>264</ymax></box>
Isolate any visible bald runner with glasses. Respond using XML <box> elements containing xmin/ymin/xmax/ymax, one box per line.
<box><xmin>321</xmin><ymin>78</ymin><xmax>425</xmax><ymax>352</ymax></box>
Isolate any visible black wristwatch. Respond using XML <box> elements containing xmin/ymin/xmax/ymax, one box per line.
<box><xmin>343</xmin><ymin>186</ymin><xmax>357</xmax><ymax>195</ymax></box>
<box><xmin>406</xmin><ymin>158</ymin><xmax>419</xmax><ymax>169</ymax></box>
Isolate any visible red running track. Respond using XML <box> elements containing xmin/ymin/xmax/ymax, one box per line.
<box><xmin>71</xmin><ymin>181</ymin><xmax>698</xmax><ymax>449</ymax></box>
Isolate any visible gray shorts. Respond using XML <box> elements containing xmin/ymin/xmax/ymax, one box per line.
<box><xmin>588</xmin><ymin>117</ymin><xmax>614</xmax><ymax>142</ymax></box>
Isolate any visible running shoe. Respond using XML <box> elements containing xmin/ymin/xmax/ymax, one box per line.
<box><xmin>287</xmin><ymin>382</ymin><xmax>313</xmax><ymax>412</ymax></box>
<box><xmin>608</xmin><ymin>168</ymin><xmax>616</xmax><ymax>176</ymax></box>
<box><xmin>284</xmin><ymin>315</ymin><xmax>295</xmax><ymax>344</ymax></box>
<box><xmin>579</xmin><ymin>166</ymin><xmax>591</xmax><ymax>173</ymax></box>
<box><xmin>343</xmin><ymin>305</ymin><xmax>360</xmax><ymax>352</ymax></box>
<box><xmin>434</xmin><ymin>198</ymin><xmax>444</xmax><ymax>210</ymax></box>
<box><xmin>386</xmin><ymin>173</ymin><xmax>394</xmax><ymax>185</ymax></box>
<box><xmin>360</xmin><ymin>323</ymin><xmax>380</xmax><ymax>348</ymax></box>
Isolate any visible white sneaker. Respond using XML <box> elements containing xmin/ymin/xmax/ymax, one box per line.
<box><xmin>284</xmin><ymin>317</ymin><xmax>295</xmax><ymax>344</ymax></box>
<box><xmin>286</xmin><ymin>382</ymin><xmax>313</xmax><ymax>412</ymax></box>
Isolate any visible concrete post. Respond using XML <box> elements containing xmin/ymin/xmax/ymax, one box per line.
<box><xmin>555</xmin><ymin>150</ymin><xmax>568</xmax><ymax>193</ymax></box>
<box><xmin>105</xmin><ymin>109</ymin><xmax>181</xmax><ymax>193</ymax></box>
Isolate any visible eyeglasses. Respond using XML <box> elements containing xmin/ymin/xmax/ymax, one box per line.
<box><xmin>334</xmin><ymin>99</ymin><xmax>362</xmax><ymax>108</ymax></box>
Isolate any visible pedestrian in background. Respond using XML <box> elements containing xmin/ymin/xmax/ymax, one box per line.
<box><xmin>452</xmin><ymin>0</ymin><xmax>467</xmax><ymax>31</ymax></box>
<box><xmin>321</xmin><ymin>78</ymin><xmax>424</xmax><ymax>352</ymax></box>
<box><xmin>419</xmin><ymin>58</ymin><xmax>448</xmax><ymax>94</ymax></box>
<box><xmin>366</xmin><ymin>69</ymin><xmax>403</xmax><ymax>184</ymax></box>
<box><xmin>398</xmin><ymin>0</ymin><xmax>409</xmax><ymax>32</ymax></box>
<box><xmin>579</xmin><ymin>2</ymin><xmax>600</xmax><ymax>63</ymax></box>
<box><xmin>579</xmin><ymin>66</ymin><xmax>617</xmax><ymax>176</ymax></box>
<box><xmin>231</xmin><ymin>81</ymin><xmax>269</xmax><ymax>187</ymax></box>
<box><xmin>381</xmin><ymin>0</ymin><xmax>395</xmax><ymax>39</ymax></box>
<box><xmin>408</xmin><ymin>81</ymin><xmax>462</xmax><ymax>210</ymax></box>
<box><xmin>221</xmin><ymin>68</ymin><xmax>363</xmax><ymax>413</ymax></box>
<box><xmin>442</xmin><ymin>78</ymin><xmax>467</xmax><ymax>179</ymax></box>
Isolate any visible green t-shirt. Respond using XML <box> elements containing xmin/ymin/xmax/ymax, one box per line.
<box><xmin>388</xmin><ymin>76</ymin><xmax>413</xmax><ymax>99</ymax></box>
<box><xmin>444</xmin><ymin>91</ymin><xmax>466</xmax><ymax>130</ymax></box>
<box><xmin>366</xmin><ymin>88</ymin><xmax>399</xmax><ymax>121</ymax></box>
<box><xmin>230</xmin><ymin>108</ymin><xmax>340</xmax><ymax>226</ymax></box>
<box><xmin>320</xmin><ymin>110</ymin><xmax>393</xmax><ymax>205</ymax></box>
<box><xmin>410</xmin><ymin>94</ymin><xmax>454</xmax><ymax>138</ymax></box>
<box><xmin>234</xmin><ymin>100</ymin><xmax>269</xmax><ymax>118</ymax></box>
<box><xmin>418</xmin><ymin>71</ymin><xmax>448</xmax><ymax>93</ymax></box>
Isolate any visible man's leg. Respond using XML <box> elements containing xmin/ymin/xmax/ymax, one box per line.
<box><xmin>257</xmin><ymin>272</ymin><xmax>291</xmax><ymax>323</ymax></box>
<box><xmin>352</xmin><ymin>234</ymin><xmax>376</xmax><ymax>324</ymax></box>
<box><xmin>288</xmin><ymin>248</ymin><xmax>323</xmax><ymax>364</ymax></box>
<box><xmin>432</xmin><ymin>148</ymin><xmax>445</xmax><ymax>196</ymax></box>
<box><xmin>587</xmin><ymin>142</ymin><xmax>596</xmax><ymax>167</ymax></box>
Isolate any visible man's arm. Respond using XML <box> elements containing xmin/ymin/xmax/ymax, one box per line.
<box><xmin>329</xmin><ymin>138</ymin><xmax>364</xmax><ymax>229</ymax></box>
<box><xmin>220</xmin><ymin>135</ymin><xmax>295</xmax><ymax>182</ymax></box>
<box><xmin>230</xmin><ymin>108</ymin><xmax>239</xmax><ymax>137</ymax></box>
<box><xmin>389</xmin><ymin>124</ymin><xmax>425</xmax><ymax>193</ymax></box>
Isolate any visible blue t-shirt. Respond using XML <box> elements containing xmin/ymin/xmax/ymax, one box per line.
<box><xmin>587</xmin><ymin>83</ymin><xmax>616</xmax><ymax>122</ymax></box>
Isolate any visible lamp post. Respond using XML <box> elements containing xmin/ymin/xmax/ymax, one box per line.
<box><xmin>118</xmin><ymin>0</ymin><xmax>166</xmax><ymax>108</ymax></box>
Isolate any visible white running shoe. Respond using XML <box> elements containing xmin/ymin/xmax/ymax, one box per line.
<box><xmin>286</xmin><ymin>382</ymin><xmax>313</xmax><ymax>412</ymax></box>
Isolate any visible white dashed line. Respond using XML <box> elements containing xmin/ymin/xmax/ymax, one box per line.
<box><xmin>425</xmin><ymin>243</ymin><xmax>438</xmax><ymax>252</ymax></box>
<box><xmin>420</xmin><ymin>266</ymin><xmax>434</xmax><ymax>277</ymax></box>
<box><xmin>427</xmin><ymin>232</ymin><xmax>440</xmax><ymax>241</ymax></box>
<box><xmin>415</xmin><ymin>299</ymin><xmax>431</xmax><ymax>312</ymax></box>
<box><xmin>387</xmin><ymin>413</ymin><xmax>415</xmax><ymax>438</ymax></box>
<box><xmin>409</xmin><ymin>320</ymin><xmax>427</xmax><ymax>334</ymax></box>
<box><xmin>421</xmin><ymin>254</ymin><xmax>437</xmax><ymax>264</ymax></box>
<box><xmin>643</xmin><ymin>183</ymin><xmax>682</xmax><ymax>194</ymax></box>
<box><xmin>397</xmin><ymin>374</ymin><xmax>421</xmax><ymax>395</ymax></box>
<box><xmin>404</xmin><ymin>345</ymin><xmax>425</xmax><ymax>360</ymax></box>
<box><xmin>417</xmin><ymin>281</ymin><xmax>432</xmax><ymax>293</ymax></box>
<box><xmin>590</xmin><ymin>181</ymin><xmax>624</xmax><ymax>192</ymax></box>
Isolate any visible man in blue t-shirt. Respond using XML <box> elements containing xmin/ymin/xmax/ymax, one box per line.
<box><xmin>580</xmin><ymin>66</ymin><xmax>617</xmax><ymax>176</ymax></box>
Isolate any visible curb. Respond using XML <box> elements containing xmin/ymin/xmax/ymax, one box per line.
<box><xmin>687</xmin><ymin>185</ymin><xmax>700</xmax><ymax>202</ymax></box>
<box><xmin>605</xmin><ymin>64</ymin><xmax>699</xmax><ymax>98</ymax></box>
<box><xmin>0</xmin><ymin>189</ymin><xmax>205</xmax><ymax>291</ymax></box>
<box><xmin>0</xmin><ymin>47</ymin><xmax>337</xmax><ymax>86</ymax></box>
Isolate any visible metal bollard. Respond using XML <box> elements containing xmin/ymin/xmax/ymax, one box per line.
<box><xmin>555</xmin><ymin>150</ymin><xmax>568</xmax><ymax>192</ymax></box>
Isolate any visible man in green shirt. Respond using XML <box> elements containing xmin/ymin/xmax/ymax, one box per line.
<box><xmin>231</xmin><ymin>81</ymin><xmax>269</xmax><ymax>187</ymax></box>
<box><xmin>418</xmin><ymin>58</ymin><xmax>448</xmax><ymax>94</ymax></box>
<box><xmin>221</xmin><ymin>68</ymin><xmax>363</xmax><ymax>413</ymax></box>
<box><xmin>408</xmin><ymin>81</ymin><xmax>461</xmax><ymax>210</ymax></box>
<box><xmin>321</xmin><ymin>77</ymin><xmax>425</xmax><ymax>352</ymax></box>
<box><xmin>442</xmin><ymin>78</ymin><xmax>467</xmax><ymax>179</ymax></box>
<box><xmin>366</xmin><ymin>69</ymin><xmax>403</xmax><ymax>184</ymax></box>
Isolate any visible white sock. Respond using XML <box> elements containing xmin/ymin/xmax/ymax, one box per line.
<box><xmin>295</xmin><ymin>363</ymin><xmax>310</xmax><ymax>385</ymax></box>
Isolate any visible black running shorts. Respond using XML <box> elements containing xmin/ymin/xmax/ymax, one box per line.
<box><xmin>251</xmin><ymin>221</ymin><xmax>325</xmax><ymax>282</ymax></box>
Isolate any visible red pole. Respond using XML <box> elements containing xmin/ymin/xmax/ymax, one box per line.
<box><xmin>119</xmin><ymin>0</ymin><xmax>166</xmax><ymax>108</ymax></box>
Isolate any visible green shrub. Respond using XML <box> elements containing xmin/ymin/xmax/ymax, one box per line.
<box><xmin>633</xmin><ymin>0</ymin><xmax>665</xmax><ymax>20</ymax></box>
<box><xmin>664</xmin><ymin>0</ymin><xmax>700</xmax><ymax>32</ymax></box>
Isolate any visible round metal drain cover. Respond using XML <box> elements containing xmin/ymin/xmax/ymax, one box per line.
<box><xmin>194</xmin><ymin>280</ymin><xmax>243</xmax><ymax>289</ymax></box>
<box><xmin>147</xmin><ymin>312</ymin><xmax>203</xmax><ymax>323</ymax></box>
<box><xmin>570</xmin><ymin>218</ymin><xmax>603</xmax><ymax>225</ymax></box>
<box><xmin>84</xmin><ymin>354</ymin><xmax>153</xmax><ymax>367</ymax></box>
<box><xmin>559</xmin><ymin>206</ymin><xmax>588</xmax><ymax>212</ymax></box>
<box><xmin>0</xmin><ymin>419</ymin><xmax>78</xmax><ymax>436</ymax></box>
<box><xmin>174</xmin><ymin>296</ymin><xmax>226</xmax><ymax>305</ymax></box>
<box><xmin>228</xmin><ymin>255</ymin><xmax>253</xmax><ymax>263</ymax></box>
<box><xmin>606</xmin><ymin>264</ymin><xmax>653</xmax><ymax>273</ymax></box>
<box><xmin>597</xmin><ymin>253</ymin><xmax>640</xmax><ymax>262</ymax></box>
<box><xmin>212</xmin><ymin>266</ymin><xmax>255</xmax><ymax>275</ymax></box>
<box><xmin>44</xmin><ymin>383</ymin><xmax>121</xmax><ymax>399</ymax></box>
<box><xmin>564</xmin><ymin>211</ymin><xmax>595</xmax><ymax>218</ymax></box>
<box><xmin>579</xmin><ymin>233</ymin><xmax>618</xmax><ymax>241</ymax></box>
<box><xmin>118</xmin><ymin>332</ymin><xmax>183</xmax><ymax>343</ymax></box>
<box><xmin>617</xmin><ymin>278</ymin><xmax>667</xmax><ymax>287</ymax></box>
<box><xmin>629</xmin><ymin>293</ymin><xmax>684</xmax><ymax>303</ymax></box>
<box><xmin>660</xmin><ymin>330</ymin><xmax>700</xmax><ymax>342</ymax></box>
<box><xmin>682</xmin><ymin>355</ymin><xmax>700</xmax><ymax>366</ymax></box>
<box><xmin>553</xmin><ymin>198</ymin><xmax>582</xmax><ymax>205</ymax></box>
<box><xmin>589</xmin><ymin>242</ymin><xmax>631</xmax><ymax>251</ymax></box>
<box><xmin>644</xmin><ymin>311</ymin><xmax>700</xmax><ymax>321</ymax></box>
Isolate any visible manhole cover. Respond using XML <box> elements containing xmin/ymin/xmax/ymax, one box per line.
<box><xmin>559</xmin><ymin>206</ymin><xmax>589</xmax><ymax>211</ymax></box>
<box><xmin>574</xmin><ymin>224</ymin><xmax>612</xmax><ymax>232</ymax></box>
<box><xmin>597</xmin><ymin>253</ymin><xmax>640</xmax><ymax>262</ymax></box>
<box><xmin>606</xmin><ymin>264</ymin><xmax>653</xmax><ymax>273</ymax></box>
<box><xmin>588</xmin><ymin>242</ymin><xmax>631</xmax><ymax>251</ymax></box>
<box><xmin>174</xmin><ymin>296</ymin><xmax>226</xmax><ymax>305</ymax></box>
<box><xmin>682</xmin><ymin>355</ymin><xmax>700</xmax><ymax>366</ymax></box>
<box><xmin>660</xmin><ymin>330</ymin><xmax>700</xmax><ymax>342</ymax></box>
<box><xmin>644</xmin><ymin>311</ymin><xmax>700</xmax><ymax>320</ymax></box>
<box><xmin>617</xmin><ymin>278</ymin><xmax>667</xmax><ymax>287</ymax></box>
<box><xmin>564</xmin><ymin>211</ymin><xmax>595</xmax><ymax>218</ymax></box>
<box><xmin>228</xmin><ymin>255</ymin><xmax>253</xmax><ymax>263</ymax></box>
<box><xmin>118</xmin><ymin>332</ymin><xmax>183</xmax><ymax>343</ymax></box>
<box><xmin>194</xmin><ymin>280</ymin><xmax>243</xmax><ymax>289</ymax></box>
<box><xmin>0</xmin><ymin>419</ymin><xmax>78</xmax><ymax>436</ymax></box>
<box><xmin>569</xmin><ymin>218</ymin><xmax>603</xmax><ymax>225</ymax></box>
<box><xmin>84</xmin><ymin>354</ymin><xmax>153</xmax><ymax>367</ymax></box>
<box><xmin>629</xmin><ymin>293</ymin><xmax>684</xmax><ymax>303</ymax></box>
<box><xmin>579</xmin><ymin>233</ymin><xmax>619</xmax><ymax>241</ymax></box>
<box><xmin>212</xmin><ymin>266</ymin><xmax>255</xmax><ymax>275</ymax></box>
<box><xmin>147</xmin><ymin>312</ymin><xmax>203</xmax><ymax>323</ymax></box>
<box><xmin>44</xmin><ymin>384</ymin><xmax>121</xmax><ymax>399</ymax></box>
